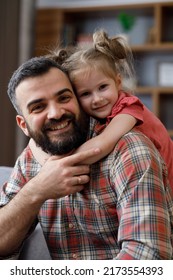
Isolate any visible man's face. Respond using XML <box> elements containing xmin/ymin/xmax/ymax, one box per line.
<box><xmin>16</xmin><ymin>67</ymin><xmax>89</xmax><ymax>155</ymax></box>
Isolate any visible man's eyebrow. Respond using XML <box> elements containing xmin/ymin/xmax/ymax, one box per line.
<box><xmin>27</xmin><ymin>88</ymin><xmax>73</xmax><ymax>110</ymax></box>
<box><xmin>27</xmin><ymin>98</ymin><xmax>43</xmax><ymax>110</ymax></box>
<box><xmin>57</xmin><ymin>88</ymin><xmax>73</xmax><ymax>95</ymax></box>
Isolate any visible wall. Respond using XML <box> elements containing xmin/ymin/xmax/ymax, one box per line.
<box><xmin>0</xmin><ymin>0</ymin><xmax>20</xmax><ymax>166</ymax></box>
<box><xmin>0</xmin><ymin>0</ymin><xmax>35</xmax><ymax>166</ymax></box>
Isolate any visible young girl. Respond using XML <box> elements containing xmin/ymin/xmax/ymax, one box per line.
<box><xmin>30</xmin><ymin>29</ymin><xmax>173</xmax><ymax>189</ymax></box>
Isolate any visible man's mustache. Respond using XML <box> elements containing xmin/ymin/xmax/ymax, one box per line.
<box><xmin>42</xmin><ymin>114</ymin><xmax>75</xmax><ymax>131</ymax></box>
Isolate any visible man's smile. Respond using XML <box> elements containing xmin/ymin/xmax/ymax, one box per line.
<box><xmin>47</xmin><ymin>121</ymin><xmax>69</xmax><ymax>131</ymax></box>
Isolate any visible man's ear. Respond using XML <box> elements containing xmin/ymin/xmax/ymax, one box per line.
<box><xmin>16</xmin><ymin>115</ymin><xmax>29</xmax><ymax>137</ymax></box>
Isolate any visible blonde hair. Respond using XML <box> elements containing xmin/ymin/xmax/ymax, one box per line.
<box><xmin>47</xmin><ymin>29</ymin><xmax>136</xmax><ymax>92</ymax></box>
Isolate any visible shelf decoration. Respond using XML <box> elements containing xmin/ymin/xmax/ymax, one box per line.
<box><xmin>158</xmin><ymin>62</ymin><xmax>173</xmax><ymax>86</ymax></box>
<box><xmin>147</xmin><ymin>26</ymin><xmax>156</xmax><ymax>43</ymax></box>
<box><xmin>76</xmin><ymin>33</ymin><xmax>93</xmax><ymax>47</ymax></box>
<box><xmin>118</xmin><ymin>12</ymin><xmax>136</xmax><ymax>33</ymax></box>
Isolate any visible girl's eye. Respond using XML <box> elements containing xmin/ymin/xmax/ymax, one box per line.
<box><xmin>99</xmin><ymin>84</ymin><xmax>108</xmax><ymax>90</ymax></box>
<box><xmin>79</xmin><ymin>92</ymin><xmax>90</xmax><ymax>98</ymax></box>
<box><xmin>58</xmin><ymin>94</ymin><xmax>71</xmax><ymax>103</ymax></box>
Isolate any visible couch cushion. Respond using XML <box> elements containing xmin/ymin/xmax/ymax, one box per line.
<box><xmin>0</xmin><ymin>166</ymin><xmax>13</xmax><ymax>189</ymax></box>
<box><xmin>0</xmin><ymin>166</ymin><xmax>51</xmax><ymax>259</ymax></box>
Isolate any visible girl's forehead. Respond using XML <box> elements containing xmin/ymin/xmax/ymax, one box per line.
<box><xmin>73</xmin><ymin>60</ymin><xmax>110</xmax><ymax>75</ymax></box>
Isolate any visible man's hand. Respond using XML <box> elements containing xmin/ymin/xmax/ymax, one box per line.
<box><xmin>30</xmin><ymin>148</ymin><xmax>100</xmax><ymax>202</ymax></box>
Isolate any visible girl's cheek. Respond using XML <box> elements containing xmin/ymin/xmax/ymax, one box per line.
<box><xmin>80</xmin><ymin>100</ymin><xmax>90</xmax><ymax>112</ymax></box>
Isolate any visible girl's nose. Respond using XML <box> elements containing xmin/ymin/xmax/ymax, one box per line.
<box><xmin>92</xmin><ymin>93</ymin><xmax>103</xmax><ymax>104</ymax></box>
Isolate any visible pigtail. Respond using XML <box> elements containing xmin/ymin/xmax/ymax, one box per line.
<box><xmin>46</xmin><ymin>47</ymin><xmax>75</xmax><ymax>66</ymax></box>
<box><xmin>93</xmin><ymin>30</ymin><xmax>127</xmax><ymax>60</ymax></box>
<box><xmin>93</xmin><ymin>29</ymin><xmax>136</xmax><ymax>92</ymax></box>
<box><xmin>93</xmin><ymin>30</ymin><xmax>114</xmax><ymax>60</ymax></box>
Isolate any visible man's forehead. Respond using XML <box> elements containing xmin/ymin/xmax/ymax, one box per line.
<box><xmin>15</xmin><ymin>68</ymin><xmax>76</xmax><ymax>112</ymax></box>
<box><xmin>16</xmin><ymin>68</ymin><xmax>72</xmax><ymax>93</ymax></box>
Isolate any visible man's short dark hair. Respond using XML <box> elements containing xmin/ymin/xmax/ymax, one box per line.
<box><xmin>8</xmin><ymin>56</ymin><xmax>67</xmax><ymax>114</ymax></box>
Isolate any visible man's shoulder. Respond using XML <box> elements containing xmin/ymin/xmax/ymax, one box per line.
<box><xmin>17</xmin><ymin>144</ymin><xmax>36</xmax><ymax>164</ymax></box>
<box><xmin>116</xmin><ymin>128</ymin><xmax>157</xmax><ymax>152</ymax></box>
<box><xmin>101</xmin><ymin>128</ymin><xmax>159</xmax><ymax>166</ymax></box>
<box><xmin>103</xmin><ymin>129</ymin><xmax>164</xmax><ymax>176</ymax></box>
<box><xmin>13</xmin><ymin>144</ymin><xmax>41</xmax><ymax>179</ymax></box>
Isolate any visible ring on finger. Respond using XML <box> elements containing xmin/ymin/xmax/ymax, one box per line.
<box><xmin>77</xmin><ymin>176</ymin><xmax>82</xmax><ymax>184</ymax></box>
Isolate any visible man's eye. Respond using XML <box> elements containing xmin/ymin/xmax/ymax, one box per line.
<box><xmin>58</xmin><ymin>95</ymin><xmax>71</xmax><ymax>102</ymax></box>
<box><xmin>31</xmin><ymin>104</ymin><xmax>44</xmax><ymax>113</ymax></box>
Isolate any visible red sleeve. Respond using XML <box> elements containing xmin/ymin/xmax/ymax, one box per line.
<box><xmin>107</xmin><ymin>95</ymin><xmax>144</xmax><ymax>125</ymax></box>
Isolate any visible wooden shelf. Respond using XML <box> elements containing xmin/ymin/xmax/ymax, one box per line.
<box><xmin>136</xmin><ymin>87</ymin><xmax>173</xmax><ymax>94</ymax></box>
<box><xmin>132</xmin><ymin>43</ymin><xmax>173</xmax><ymax>52</ymax></box>
<box><xmin>168</xmin><ymin>130</ymin><xmax>173</xmax><ymax>138</ymax></box>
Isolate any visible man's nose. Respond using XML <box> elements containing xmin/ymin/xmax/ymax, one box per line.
<box><xmin>47</xmin><ymin>104</ymin><xmax>65</xmax><ymax>119</ymax></box>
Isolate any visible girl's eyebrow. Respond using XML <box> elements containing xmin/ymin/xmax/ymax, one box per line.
<box><xmin>27</xmin><ymin>88</ymin><xmax>73</xmax><ymax>110</ymax></box>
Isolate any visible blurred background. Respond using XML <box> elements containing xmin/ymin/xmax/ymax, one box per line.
<box><xmin>1</xmin><ymin>0</ymin><xmax>173</xmax><ymax>166</ymax></box>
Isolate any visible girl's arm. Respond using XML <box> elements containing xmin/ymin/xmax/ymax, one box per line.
<box><xmin>75</xmin><ymin>114</ymin><xmax>137</xmax><ymax>164</ymax></box>
<box><xmin>29</xmin><ymin>114</ymin><xmax>137</xmax><ymax>166</ymax></box>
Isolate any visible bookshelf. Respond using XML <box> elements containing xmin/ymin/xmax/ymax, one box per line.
<box><xmin>34</xmin><ymin>1</ymin><xmax>173</xmax><ymax>137</ymax></box>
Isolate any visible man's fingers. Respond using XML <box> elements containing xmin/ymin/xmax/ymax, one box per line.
<box><xmin>65</xmin><ymin>148</ymin><xmax>100</xmax><ymax>165</ymax></box>
<box><xmin>72</xmin><ymin>175</ymin><xmax>90</xmax><ymax>186</ymax></box>
<box><xmin>70</xmin><ymin>165</ymin><xmax>89</xmax><ymax>176</ymax></box>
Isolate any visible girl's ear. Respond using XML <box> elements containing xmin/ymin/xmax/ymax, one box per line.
<box><xmin>116</xmin><ymin>73</ymin><xmax>122</xmax><ymax>90</ymax></box>
<box><xmin>16</xmin><ymin>115</ymin><xmax>30</xmax><ymax>137</ymax></box>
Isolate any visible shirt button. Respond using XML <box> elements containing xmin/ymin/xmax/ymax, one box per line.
<box><xmin>93</xmin><ymin>194</ymin><xmax>99</xmax><ymax>204</ymax></box>
<box><xmin>72</xmin><ymin>253</ymin><xmax>78</xmax><ymax>259</ymax></box>
<box><xmin>69</xmin><ymin>223</ymin><xmax>74</xmax><ymax>229</ymax></box>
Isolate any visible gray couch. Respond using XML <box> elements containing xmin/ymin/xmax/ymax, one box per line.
<box><xmin>0</xmin><ymin>166</ymin><xmax>51</xmax><ymax>260</ymax></box>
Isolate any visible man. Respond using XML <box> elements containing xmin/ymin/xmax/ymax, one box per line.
<box><xmin>0</xmin><ymin>57</ymin><xmax>173</xmax><ymax>259</ymax></box>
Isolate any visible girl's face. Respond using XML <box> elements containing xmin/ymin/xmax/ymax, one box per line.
<box><xmin>73</xmin><ymin>68</ymin><xmax>122</xmax><ymax>119</ymax></box>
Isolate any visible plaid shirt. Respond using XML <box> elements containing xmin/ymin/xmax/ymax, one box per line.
<box><xmin>1</xmin><ymin>127</ymin><xmax>173</xmax><ymax>259</ymax></box>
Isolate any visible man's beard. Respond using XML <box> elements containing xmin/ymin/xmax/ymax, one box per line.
<box><xmin>26</xmin><ymin>112</ymin><xmax>89</xmax><ymax>155</ymax></box>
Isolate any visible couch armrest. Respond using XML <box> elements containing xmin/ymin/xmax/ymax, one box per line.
<box><xmin>19</xmin><ymin>223</ymin><xmax>51</xmax><ymax>260</ymax></box>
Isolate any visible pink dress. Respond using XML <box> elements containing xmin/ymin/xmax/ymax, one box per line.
<box><xmin>107</xmin><ymin>91</ymin><xmax>173</xmax><ymax>189</ymax></box>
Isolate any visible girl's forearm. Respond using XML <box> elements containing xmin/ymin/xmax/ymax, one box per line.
<box><xmin>76</xmin><ymin>114</ymin><xmax>137</xmax><ymax>164</ymax></box>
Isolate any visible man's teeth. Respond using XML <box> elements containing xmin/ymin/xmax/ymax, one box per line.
<box><xmin>51</xmin><ymin>121</ymin><xmax>68</xmax><ymax>130</ymax></box>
